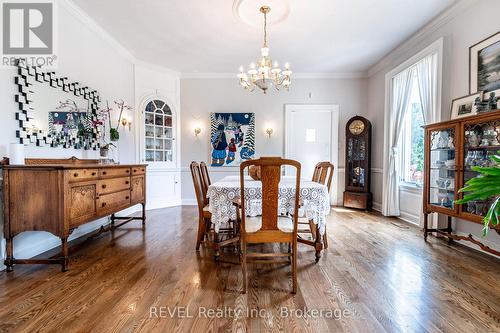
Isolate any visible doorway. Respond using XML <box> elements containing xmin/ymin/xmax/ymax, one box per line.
<box><xmin>284</xmin><ymin>104</ymin><xmax>339</xmax><ymax>205</ymax></box>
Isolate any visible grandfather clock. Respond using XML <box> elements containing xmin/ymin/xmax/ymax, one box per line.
<box><xmin>343</xmin><ymin>116</ymin><xmax>372</xmax><ymax>210</ymax></box>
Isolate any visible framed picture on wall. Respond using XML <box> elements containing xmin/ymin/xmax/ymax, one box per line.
<box><xmin>450</xmin><ymin>92</ymin><xmax>482</xmax><ymax>119</ymax></box>
<box><xmin>469</xmin><ymin>31</ymin><xmax>500</xmax><ymax>94</ymax></box>
<box><xmin>210</xmin><ymin>113</ymin><xmax>255</xmax><ymax>167</ymax></box>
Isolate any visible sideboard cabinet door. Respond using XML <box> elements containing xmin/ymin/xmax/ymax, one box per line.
<box><xmin>131</xmin><ymin>175</ymin><xmax>145</xmax><ymax>204</ymax></box>
<box><xmin>69</xmin><ymin>183</ymin><xmax>97</xmax><ymax>227</ymax></box>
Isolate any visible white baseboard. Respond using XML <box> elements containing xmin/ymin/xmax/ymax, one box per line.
<box><xmin>399</xmin><ymin>210</ymin><xmax>420</xmax><ymax>225</ymax></box>
<box><xmin>146</xmin><ymin>198</ymin><xmax>182</xmax><ymax>210</ymax></box>
<box><xmin>373</xmin><ymin>201</ymin><xmax>382</xmax><ymax>212</ymax></box>
<box><xmin>182</xmin><ymin>199</ymin><xmax>197</xmax><ymax>206</ymax></box>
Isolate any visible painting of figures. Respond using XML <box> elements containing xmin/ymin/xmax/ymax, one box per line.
<box><xmin>210</xmin><ymin>113</ymin><xmax>255</xmax><ymax>166</ymax></box>
<box><xmin>48</xmin><ymin>111</ymin><xmax>94</xmax><ymax>142</ymax></box>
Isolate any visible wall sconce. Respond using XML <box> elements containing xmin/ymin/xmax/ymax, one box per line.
<box><xmin>121</xmin><ymin>117</ymin><xmax>132</xmax><ymax>131</ymax></box>
<box><xmin>194</xmin><ymin>127</ymin><xmax>201</xmax><ymax>136</ymax></box>
<box><xmin>266</xmin><ymin>128</ymin><xmax>273</xmax><ymax>138</ymax></box>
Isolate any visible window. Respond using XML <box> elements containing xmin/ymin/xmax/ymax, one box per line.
<box><xmin>144</xmin><ymin>99</ymin><xmax>174</xmax><ymax>162</ymax></box>
<box><xmin>398</xmin><ymin>74</ymin><xmax>425</xmax><ymax>185</ymax></box>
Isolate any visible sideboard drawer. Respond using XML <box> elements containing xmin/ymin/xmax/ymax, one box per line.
<box><xmin>132</xmin><ymin>166</ymin><xmax>146</xmax><ymax>175</ymax></box>
<box><xmin>97</xmin><ymin>189</ymin><xmax>131</xmax><ymax>213</ymax></box>
<box><xmin>69</xmin><ymin>169</ymin><xmax>98</xmax><ymax>182</ymax></box>
<box><xmin>99</xmin><ymin>168</ymin><xmax>131</xmax><ymax>179</ymax></box>
<box><xmin>98</xmin><ymin>177</ymin><xmax>130</xmax><ymax>195</ymax></box>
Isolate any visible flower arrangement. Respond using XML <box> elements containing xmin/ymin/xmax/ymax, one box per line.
<box><xmin>97</xmin><ymin>99</ymin><xmax>133</xmax><ymax>142</ymax></box>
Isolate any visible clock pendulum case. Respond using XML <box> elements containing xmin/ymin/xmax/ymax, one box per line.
<box><xmin>343</xmin><ymin>116</ymin><xmax>372</xmax><ymax>210</ymax></box>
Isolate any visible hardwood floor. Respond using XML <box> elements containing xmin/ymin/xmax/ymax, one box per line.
<box><xmin>0</xmin><ymin>206</ymin><xmax>499</xmax><ymax>333</ymax></box>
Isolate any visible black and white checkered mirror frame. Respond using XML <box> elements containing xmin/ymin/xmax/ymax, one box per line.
<box><xmin>14</xmin><ymin>60</ymin><xmax>101</xmax><ymax>150</ymax></box>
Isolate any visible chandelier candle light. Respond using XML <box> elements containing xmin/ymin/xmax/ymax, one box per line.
<box><xmin>238</xmin><ymin>6</ymin><xmax>292</xmax><ymax>93</ymax></box>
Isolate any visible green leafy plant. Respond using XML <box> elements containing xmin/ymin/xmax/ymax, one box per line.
<box><xmin>455</xmin><ymin>151</ymin><xmax>500</xmax><ymax>235</ymax></box>
<box><xmin>109</xmin><ymin>128</ymin><xmax>120</xmax><ymax>141</ymax></box>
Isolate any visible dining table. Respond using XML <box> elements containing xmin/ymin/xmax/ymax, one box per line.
<box><xmin>207</xmin><ymin>175</ymin><xmax>331</xmax><ymax>260</ymax></box>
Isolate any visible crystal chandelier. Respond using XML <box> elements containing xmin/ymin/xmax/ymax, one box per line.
<box><xmin>237</xmin><ymin>6</ymin><xmax>292</xmax><ymax>94</ymax></box>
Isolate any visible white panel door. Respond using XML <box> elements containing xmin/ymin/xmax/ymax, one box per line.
<box><xmin>285</xmin><ymin>104</ymin><xmax>339</xmax><ymax>204</ymax></box>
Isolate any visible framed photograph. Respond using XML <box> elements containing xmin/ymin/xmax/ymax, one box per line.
<box><xmin>450</xmin><ymin>92</ymin><xmax>482</xmax><ymax>119</ymax></box>
<box><xmin>470</xmin><ymin>31</ymin><xmax>500</xmax><ymax>93</ymax></box>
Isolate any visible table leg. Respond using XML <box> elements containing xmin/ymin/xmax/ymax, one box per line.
<box><xmin>314</xmin><ymin>224</ymin><xmax>324</xmax><ymax>263</ymax></box>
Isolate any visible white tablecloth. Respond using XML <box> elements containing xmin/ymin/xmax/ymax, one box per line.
<box><xmin>207</xmin><ymin>176</ymin><xmax>331</xmax><ymax>234</ymax></box>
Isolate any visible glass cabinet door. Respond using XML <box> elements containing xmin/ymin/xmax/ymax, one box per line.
<box><xmin>428</xmin><ymin>127</ymin><xmax>456</xmax><ymax>210</ymax></box>
<box><xmin>144</xmin><ymin>99</ymin><xmax>175</xmax><ymax>164</ymax></box>
<box><xmin>347</xmin><ymin>137</ymin><xmax>367</xmax><ymax>190</ymax></box>
<box><xmin>461</xmin><ymin>120</ymin><xmax>500</xmax><ymax>217</ymax></box>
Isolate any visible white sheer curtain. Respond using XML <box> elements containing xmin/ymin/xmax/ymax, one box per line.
<box><xmin>415</xmin><ymin>53</ymin><xmax>439</xmax><ymax>226</ymax></box>
<box><xmin>382</xmin><ymin>67</ymin><xmax>414</xmax><ymax>216</ymax></box>
<box><xmin>416</xmin><ymin>53</ymin><xmax>439</xmax><ymax>125</ymax></box>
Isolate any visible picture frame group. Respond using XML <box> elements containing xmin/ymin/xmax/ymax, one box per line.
<box><xmin>451</xmin><ymin>31</ymin><xmax>500</xmax><ymax>119</ymax></box>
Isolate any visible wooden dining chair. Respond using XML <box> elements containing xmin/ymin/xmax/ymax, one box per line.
<box><xmin>190</xmin><ymin>161</ymin><xmax>211</xmax><ymax>251</ymax></box>
<box><xmin>297</xmin><ymin>162</ymin><xmax>334</xmax><ymax>258</ymax></box>
<box><xmin>200</xmin><ymin>162</ymin><xmax>211</xmax><ymax>206</ymax></box>
<box><xmin>239</xmin><ymin>157</ymin><xmax>301</xmax><ymax>294</ymax></box>
<box><xmin>191</xmin><ymin>161</ymin><xmax>239</xmax><ymax>258</ymax></box>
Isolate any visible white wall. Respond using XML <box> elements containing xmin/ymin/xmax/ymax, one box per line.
<box><xmin>180</xmin><ymin>77</ymin><xmax>367</xmax><ymax>204</ymax></box>
<box><xmin>366</xmin><ymin>0</ymin><xmax>500</xmax><ymax>249</ymax></box>
<box><xmin>0</xmin><ymin>0</ymin><xmax>136</xmax><ymax>269</ymax></box>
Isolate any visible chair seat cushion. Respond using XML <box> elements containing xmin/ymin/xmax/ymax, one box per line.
<box><xmin>245</xmin><ymin>216</ymin><xmax>294</xmax><ymax>233</ymax></box>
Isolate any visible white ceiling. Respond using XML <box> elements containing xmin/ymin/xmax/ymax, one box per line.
<box><xmin>72</xmin><ymin>0</ymin><xmax>457</xmax><ymax>75</ymax></box>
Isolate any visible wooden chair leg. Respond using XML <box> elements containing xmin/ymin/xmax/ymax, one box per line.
<box><xmin>242</xmin><ymin>241</ymin><xmax>247</xmax><ymax>294</ymax></box>
<box><xmin>308</xmin><ymin>220</ymin><xmax>317</xmax><ymax>239</ymax></box>
<box><xmin>323</xmin><ymin>227</ymin><xmax>328</xmax><ymax>249</ymax></box>
<box><xmin>213</xmin><ymin>231</ymin><xmax>220</xmax><ymax>261</ymax></box>
<box><xmin>292</xmin><ymin>241</ymin><xmax>297</xmax><ymax>294</ymax></box>
<box><xmin>196</xmin><ymin>217</ymin><xmax>206</xmax><ymax>251</ymax></box>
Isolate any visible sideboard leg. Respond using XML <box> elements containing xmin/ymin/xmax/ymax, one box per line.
<box><xmin>141</xmin><ymin>202</ymin><xmax>146</xmax><ymax>227</ymax></box>
<box><xmin>60</xmin><ymin>237</ymin><xmax>69</xmax><ymax>272</ymax></box>
<box><xmin>110</xmin><ymin>213</ymin><xmax>116</xmax><ymax>230</ymax></box>
<box><xmin>423</xmin><ymin>213</ymin><xmax>429</xmax><ymax>242</ymax></box>
<box><xmin>5</xmin><ymin>237</ymin><xmax>14</xmax><ymax>272</ymax></box>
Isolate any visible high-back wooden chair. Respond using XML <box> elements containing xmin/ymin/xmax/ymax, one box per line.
<box><xmin>312</xmin><ymin>162</ymin><xmax>334</xmax><ymax>191</ymax></box>
<box><xmin>200</xmin><ymin>162</ymin><xmax>211</xmax><ymax>205</ymax></box>
<box><xmin>190</xmin><ymin>161</ymin><xmax>211</xmax><ymax>251</ymax></box>
<box><xmin>239</xmin><ymin>157</ymin><xmax>301</xmax><ymax>294</ymax></box>
<box><xmin>298</xmin><ymin>161</ymin><xmax>334</xmax><ymax>257</ymax></box>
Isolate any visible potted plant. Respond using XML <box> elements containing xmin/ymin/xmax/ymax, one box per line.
<box><xmin>99</xmin><ymin>142</ymin><xmax>116</xmax><ymax>158</ymax></box>
<box><xmin>455</xmin><ymin>151</ymin><xmax>500</xmax><ymax>235</ymax></box>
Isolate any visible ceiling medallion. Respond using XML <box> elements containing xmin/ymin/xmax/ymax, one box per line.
<box><xmin>237</xmin><ymin>6</ymin><xmax>292</xmax><ymax>94</ymax></box>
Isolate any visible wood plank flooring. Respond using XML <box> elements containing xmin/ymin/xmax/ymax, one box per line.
<box><xmin>0</xmin><ymin>206</ymin><xmax>499</xmax><ymax>333</ymax></box>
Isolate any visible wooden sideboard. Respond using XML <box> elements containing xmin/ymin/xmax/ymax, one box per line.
<box><xmin>3</xmin><ymin>157</ymin><xmax>147</xmax><ymax>271</ymax></box>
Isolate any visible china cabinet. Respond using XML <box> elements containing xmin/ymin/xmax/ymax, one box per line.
<box><xmin>343</xmin><ymin>116</ymin><xmax>372</xmax><ymax>210</ymax></box>
<box><xmin>423</xmin><ymin>110</ymin><xmax>500</xmax><ymax>256</ymax></box>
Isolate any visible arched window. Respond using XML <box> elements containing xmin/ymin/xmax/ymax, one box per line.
<box><xmin>144</xmin><ymin>99</ymin><xmax>173</xmax><ymax>162</ymax></box>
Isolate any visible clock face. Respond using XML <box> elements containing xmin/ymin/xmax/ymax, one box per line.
<box><xmin>349</xmin><ymin>120</ymin><xmax>365</xmax><ymax>135</ymax></box>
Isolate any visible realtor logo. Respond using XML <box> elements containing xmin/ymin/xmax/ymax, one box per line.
<box><xmin>1</xmin><ymin>0</ymin><xmax>57</xmax><ymax>68</ymax></box>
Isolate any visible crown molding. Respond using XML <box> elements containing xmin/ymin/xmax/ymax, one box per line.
<box><xmin>181</xmin><ymin>72</ymin><xmax>368</xmax><ymax>79</ymax></box>
<box><xmin>367</xmin><ymin>0</ymin><xmax>478</xmax><ymax>77</ymax></box>
<box><xmin>60</xmin><ymin>0</ymin><xmax>135</xmax><ymax>62</ymax></box>
<box><xmin>134</xmin><ymin>60</ymin><xmax>181</xmax><ymax>77</ymax></box>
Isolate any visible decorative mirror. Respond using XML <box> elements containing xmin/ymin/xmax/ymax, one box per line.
<box><xmin>14</xmin><ymin>61</ymin><xmax>101</xmax><ymax>149</ymax></box>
